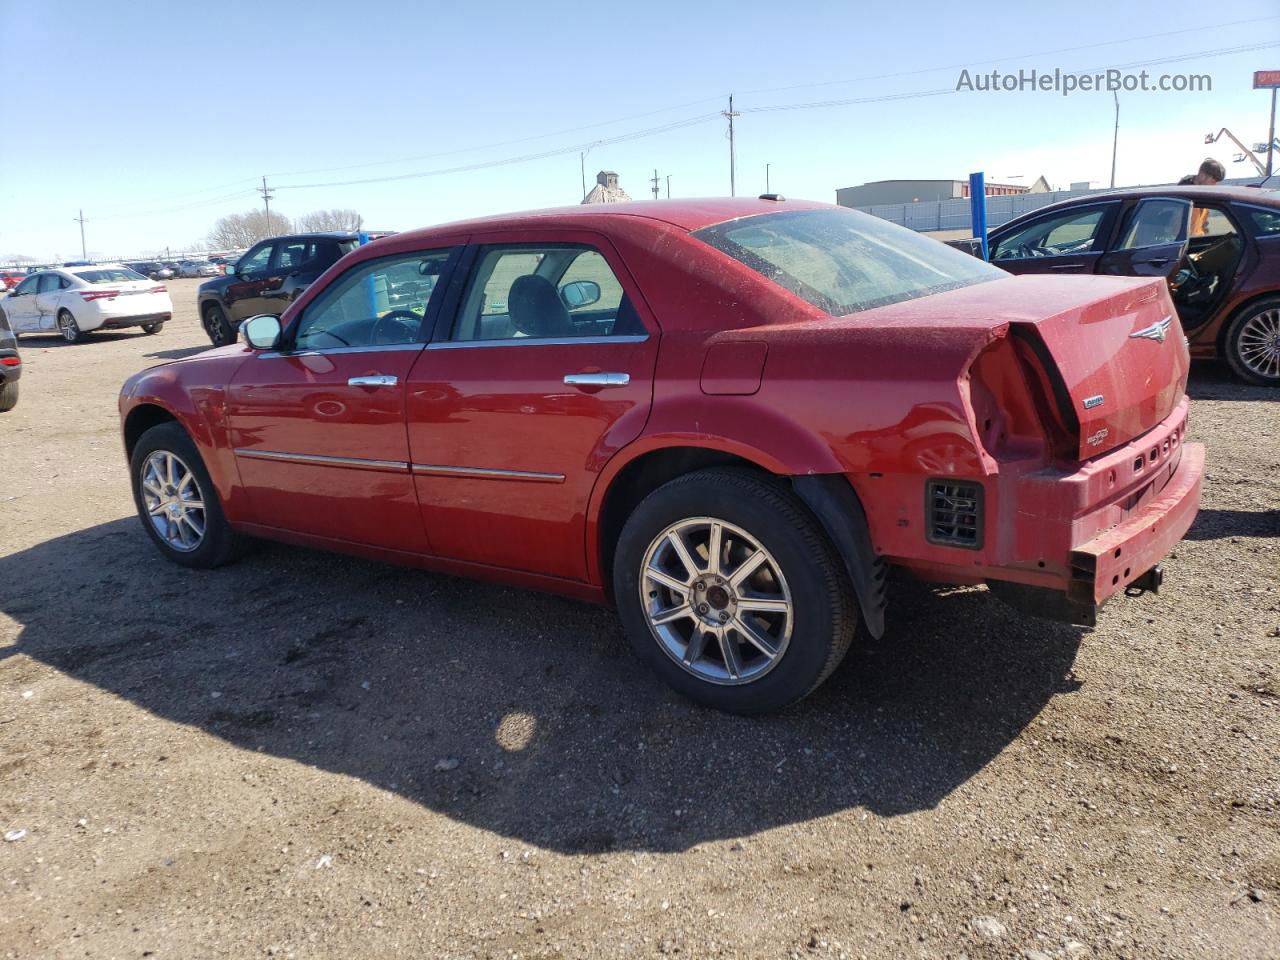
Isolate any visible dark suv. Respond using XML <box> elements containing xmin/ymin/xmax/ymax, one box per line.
<box><xmin>0</xmin><ymin>304</ymin><xmax>22</xmax><ymax>412</ymax></box>
<box><xmin>197</xmin><ymin>232</ymin><xmax>391</xmax><ymax>345</ymax></box>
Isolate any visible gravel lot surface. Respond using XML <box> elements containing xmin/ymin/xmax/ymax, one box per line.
<box><xmin>1</xmin><ymin>278</ymin><xmax>1277</xmax><ymax>959</ymax></box>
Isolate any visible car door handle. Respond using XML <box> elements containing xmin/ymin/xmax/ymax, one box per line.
<box><xmin>564</xmin><ymin>372</ymin><xmax>630</xmax><ymax>388</ymax></box>
<box><xmin>1048</xmin><ymin>263</ymin><xmax>1084</xmax><ymax>270</ymax></box>
<box><xmin>348</xmin><ymin>375</ymin><xmax>399</xmax><ymax>387</ymax></box>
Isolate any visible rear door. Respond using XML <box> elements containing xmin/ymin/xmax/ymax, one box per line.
<box><xmin>989</xmin><ymin>202</ymin><xmax>1120</xmax><ymax>276</ymax></box>
<box><xmin>1097</xmin><ymin>198</ymin><xmax>1192</xmax><ymax>281</ymax></box>
<box><xmin>405</xmin><ymin>234</ymin><xmax>659</xmax><ymax>581</ymax></box>
<box><xmin>223</xmin><ymin>241</ymin><xmax>275</xmax><ymax>323</ymax></box>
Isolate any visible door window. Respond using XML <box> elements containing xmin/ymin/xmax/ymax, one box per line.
<box><xmin>451</xmin><ymin>244</ymin><xmax>641</xmax><ymax>341</ymax></box>
<box><xmin>1243</xmin><ymin>206</ymin><xmax>1280</xmax><ymax>235</ymax></box>
<box><xmin>37</xmin><ymin>274</ymin><xmax>62</xmax><ymax>293</ymax></box>
<box><xmin>273</xmin><ymin>240</ymin><xmax>318</xmax><ymax>272</ymax></box>
<box><xmin>238</xmin><ymin>243</ymin><xmax>273</xmax><ymax>275</ymax></box>
<box><xmin>990</xmin><ymin>206</ymin><xmax>1112</xmax><ymax>261</ymax></box>
<box><xmin>11</xmin><ymin>276</ymin><xmax>37</xmax><ymax>296</ymax></box>
<box><xmin>1117</xmin><ymin>199</ymin><xmax>1189</xmax><ymax>250</ymax></box>
<box><xmin>292</xmin><ymin>248</ymin><xmax>454</xmax><ymax>351</ymax></box>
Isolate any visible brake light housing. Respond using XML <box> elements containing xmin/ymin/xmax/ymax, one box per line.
<box><xmin>78</xmin><ymin>290</ymin><xmax>120</xmax><ymax>302</ymax></box>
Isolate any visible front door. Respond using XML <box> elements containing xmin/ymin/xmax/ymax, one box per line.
<box><xmin>406</xmin><ymin>237</ymin><xmax>659</xmax><ymax>581</ymax></box>
<box><xmin>1096</xmin><ymin>197</ymin><xmax>1193</xmax><ymax>282</ymax></box>
<box><xmin>226</xmin><ymin>246</ymin><xmax>458</xmax><ymax>552</ymax></box>
<box><xmin>223</xmin><ymin>241</ymin><xmax>276</xmax><ymax>324</ymax></box>
<box><xmin>3</xmin><ymin>276</ymin><xmax>41</xmax><ymax>332</ymax></box>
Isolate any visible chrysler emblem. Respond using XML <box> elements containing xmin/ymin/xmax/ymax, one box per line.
<box><xmin>1129</xmin><ymin>316</ymin><xmax>1172</xmax><ymax>344</ymax></box>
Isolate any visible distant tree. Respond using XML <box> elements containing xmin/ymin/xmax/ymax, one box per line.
<box><xmin>205</xmin><ymin>209</ymin><xmax>292</xmax><ymax>250</ymax></box>
<box><xmin>294</xmin><ymin>208</ymin><xmax>364</xmax><ymax>233</ymax></box>
<box><xmin>1</xmin><ymin>253</ymin><xmax>36</xmax><ymax>264</ymax></box>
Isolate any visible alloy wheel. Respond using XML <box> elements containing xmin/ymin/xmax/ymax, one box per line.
<box><xmin>639</xmin><ymin>517</ymin><xmax>793</xmax><ymax>685</ymax></box>
<box><xmin>1238</xmin><ymin>307</ymin><xmax>1280</xmax><ymax>380</ymax></box>
<box><xmin>139</xmin><ymin>450</ymin><xmax>207</xmax><ymax>552</ymax></box>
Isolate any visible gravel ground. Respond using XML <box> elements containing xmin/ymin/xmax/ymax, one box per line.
<box><xmin>1</xmin><ymin>278</ymin><xmax>1277</xmax><ymax>959</ymax></box>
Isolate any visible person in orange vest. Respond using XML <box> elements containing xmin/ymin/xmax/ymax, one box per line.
<box><xmin>1179</xmin><ymin>158</ymin><xmax>1226</xmax><ymax>236</ymax></box>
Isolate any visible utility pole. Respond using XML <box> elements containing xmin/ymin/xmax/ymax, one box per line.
<box><xmin>651</xmin><ymin>168</ymin><xmax>660</xmax><ymax>199</ymax></box>
<box><xmin>74</xmin><ymin>209</ymin><xmax>87</xmax><ymax>260</ymax></box>
<box><xmin>580</xmin><ymin>152</ymin><xmax>587</xmax><ymax>200</ymax></box>
<box><xmin>259</xmin><ymin>176</ymin><xmax>274</xmax><ymax>225</ymax></box>
<box><xmin>723</xmin><ymin>95</ymin><xmax>740</xmax><ymax>196</ymax></box>
<box><xmin>1110</xmin><ymin>93</ymin><xmax>1119</xmax><ymax>189</ymax></box>
<box><xmin>665</xmin><ymin>175</ymin><xmax>671</xmax><ymax>198</ymax></box>
<box><xmin>766</xmin><ymin>163</ymin><xmax>771</xmax><ymax>194</ymax></box>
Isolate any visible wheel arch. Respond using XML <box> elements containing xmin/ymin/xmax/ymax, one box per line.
<box><xmin>122</xmin><ymin>402</ymin><xmax>180</xmax><ymax>459</ymax></box>
<box><xmin>1215</xmin><ymin>289</ymin><xmax>1280</xmax><ymax>350</ymax></box>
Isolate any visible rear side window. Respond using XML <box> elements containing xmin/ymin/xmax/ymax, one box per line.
<box><xmin>1243</xmin><ymin>206</ymin><xmax>1280</xmax><ymax>236</ymax></box>
<box><xmin>694</xmin><ymin>208</ymin><xmax>1003</xmax><ymax>317</ymax></box>
<box><xmin>74</xmin><ymin>268</ymin><xmax>144</xmax><ymax>283</ymax></box>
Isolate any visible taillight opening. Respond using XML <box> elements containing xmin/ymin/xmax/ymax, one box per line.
<box><xmin>925</xmin><ymin>479</ymin><xmax>984</xmax><ymax>549</ymax></box>
<box><xmin>78</xmin><ymin>290</ymin><xmax>120</xmax><ymax>302</ymax></box>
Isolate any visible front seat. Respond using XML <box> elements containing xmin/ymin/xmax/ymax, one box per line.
<box><xmin>508</xmin><ymin>275</ymin><xmax>574</xmax><ymax>339</ymax></box>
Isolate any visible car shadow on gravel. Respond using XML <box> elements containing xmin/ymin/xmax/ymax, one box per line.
<box><xmin>0</xmin><ymin>518</ymin><xmax>1084</xmax><ymax>854</ymax></box>
<box><xmin>1185</xmin><ymin>507</ymin><xmax>1280</xmax><ymax>540</ymax></box>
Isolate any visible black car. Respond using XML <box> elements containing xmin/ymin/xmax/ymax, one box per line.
<box><xmin>197</xmin><ymin>232</ymin><xmax>392</xmax><ymax>345</ymax></box>
<box><xmin>0</xmin><ymin>304</ymin><xmax>22</xmax><ymax>412</ymax></box>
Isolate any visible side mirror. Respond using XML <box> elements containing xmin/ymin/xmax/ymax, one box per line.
<box><xmin>224</xmin><ymin>263</ymin><xmax>237</xmax><ymax>276</ymax></box>
<box><xmin>241</xmin><ymin>314</ymin><xmax>281</xmax><ymax>350</ymax></box>
<box><xmin>560</xmin><ymin>279</ymin><xmax>601</xmax><ymax>309</ymax></box>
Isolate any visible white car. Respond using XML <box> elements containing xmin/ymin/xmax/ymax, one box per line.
<box><xmin>178</xmin><ymin>260</ymin><xmax>219</xmax><ymax>278</ymax></box>
<box><xmin>1</xmin><ymin>265</ymin><xmax>172</xmax><ymax>343</ymax></box>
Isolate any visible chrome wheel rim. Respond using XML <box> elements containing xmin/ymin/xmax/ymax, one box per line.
<box><xmin>1238</xmin><ymin>307</ymin><xmax>1280</xmax><ymax>380</ymax></box>
<box><xmin>140</xmin><ymin>451</ymin><xmax>206</xmax><ymax>552</ymax></box>
<box><xmin>58</xmin><ymin>313</ymin><xmax>76</xmax><ymax>341</ymax></box>
<box><xmin>639</xmin><ymin>517</ymin><xmax>793</xmax><ymax>686</ymax></box>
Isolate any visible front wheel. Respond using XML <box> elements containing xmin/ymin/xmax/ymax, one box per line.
<box><xmin>56</xmin><ymin>309</ymin><xmax>81</xmax><ymax>344</ymax></box>
<box><xmin>202</xmin><ymin>302</ymin><xmax>235</xmax><ymax>347</ymax></box>
<box><xmin>130</xmin><ymin>422</ymin><xmax>243</xmax><ymax>568</ymax></box>
<box><xmin>613</xmin><ymin>468</ymin><xmax>856</xmax><ymax>714</ymax></box>
<box><xmin>141</xmin><ymin>322</ymin><xmax>163</xmax><ymax>335</ymax></box>
<box><xmin>1224</xmin><ymin>297</ymin><xmax>1280</xmax><ymax>387</ymax></box>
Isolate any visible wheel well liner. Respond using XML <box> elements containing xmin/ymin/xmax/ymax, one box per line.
<box><xmin>123</xmin><ymin>403</ymin><xmax>178</xmax><ymax>458</ymax></box>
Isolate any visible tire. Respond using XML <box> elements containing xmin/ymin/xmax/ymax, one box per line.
<box><xmin>129</xmin><ymin>422</ymin><xmax>243</xmax><ymax>569</ymax></box>
<box><xmin>56</xmin><ymin>309</ymin><xmax>81</xmax><ymax>344</ymax></box>
<box><xmin>202</xmin><ymin>302</ymin><xmax>235</xmax><ymax>347</ymax></box>
<box><xmin>141</xmin><ymin>322</ymin><xmax>164</xmax><ymax>335</ymax></box>
<box><xmin>0</xmin><ymin>380</ymin><xmax>17</xmax><ymax>413</ymax></box>
<box><xmin>613</xmin><ymin>468</ymin><xmax>856</xmax><ymax>714</ymax></box>
<box><xmin>1223</xmin><ymin>296</ymin><xmax>1280</xmax><ymax>387</ymax></box>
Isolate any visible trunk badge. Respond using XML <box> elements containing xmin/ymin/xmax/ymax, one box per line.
<box><xmin>1129</xmin><ymin>316</ymin><xmax>1172</xmax><ymax>344</ymax></box>
<box><xmin>1083</xmin><ymin>394</ymin><xmax>1105</xmax><ymax>409</ymax></box>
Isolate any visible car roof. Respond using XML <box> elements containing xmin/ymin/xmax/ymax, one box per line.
<box><xmin>997</xmin><ymin>185</ymin><xmax>1280</xmax><ymax>230</ymax></box>
<box><xmin>386</xmin><ymin>197</ymin><xmax>828</xmax><ymax>246</ymax></box>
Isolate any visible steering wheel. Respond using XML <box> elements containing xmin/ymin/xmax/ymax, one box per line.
<box><xmin>370</xmin><ymin>309</ymin><xmax>422</xmax><ymax>344</ymax></box>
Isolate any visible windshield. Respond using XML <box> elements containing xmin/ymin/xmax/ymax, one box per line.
<box><xmin>694</xmin><ymin>208</ymin><xmax>1003</xmax><ymax>316</ymax></box>
<box><xmin>73</xmin><ymin>268</ymin><xmax>146</xmax><ymax>284</ymax></box>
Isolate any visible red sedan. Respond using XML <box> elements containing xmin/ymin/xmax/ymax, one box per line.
<box><xmin>119</xmin><ymin>198</ymin><xmax>1203</xmax><ymax>713</ymax></box>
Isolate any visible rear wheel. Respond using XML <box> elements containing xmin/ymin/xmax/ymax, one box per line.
<box><xmin>1224</xmin><ymin>297</ymin><xmax>1280</xmax><ymax>387</ymax></box>
<box><xmin>141</xmin><ymin>322</ymin><xmax>164</xmax><ymax>335</ymax></box>
<box><xmin>202</xmin><ymin>302</ymin><xmax>235</xmax><ymax>347</ymax></box>
<box><xmin>0</xmin><ymin>380</ymin><xmax>17</xmax><ymax>412</ymax></box>
<box><xmin>129</xmin><ymin>422</ymin><xmax>243</xmax><ymax>568</ymax></box>
<box><xmin>56</xmin><ymin>309</ymin><xmax>80</xmax><ymax>344</ymax></box>
<box><xmin>613</xmin><ymin>468</ymin><xmax>856</xmax><ymax>714</ymax></box>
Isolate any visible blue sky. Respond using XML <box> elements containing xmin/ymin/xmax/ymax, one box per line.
<box><xmin>2</xmin><ymin>0</ymin><xmax>1278</xmax><ymax>260</ymax></box>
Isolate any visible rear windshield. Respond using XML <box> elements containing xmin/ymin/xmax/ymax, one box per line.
<box><xmin>694</xmin><ymin>208</ymin><xmax>1003</xmax><ymax>316</ymax></box>
<box><xmin>74</xmin><ymin>268</ymin><xmax>145</xmax><ymax>284</ymax></box>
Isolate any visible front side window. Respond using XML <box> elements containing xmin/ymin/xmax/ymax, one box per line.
<box><xmin>1117</xmin><ymin>199</ymin><xmax>1190</xmax><ymax>250</ymax></box>
<box><xmin>13</xmin><ymin>276</ymin><xmax>38</xmax><ymax>296</ymax></box>
<box><xmin>451</xmin><ymin>244</ymin><xmax>642</xmax><ymax>341</ymax></box>
<box><xmin>991</xmin><ymin>206</ymin><xmax>1112</xmax><ymax>260</ymax></box>
<box><xmin>238</xmin><ymin>243</ymin><xmax>273</xmax><ymax>275</ymax></box>
<box><xmin>694</xmin><ymin>208</ymin><xmax>1003</xmax><ymax>317</ymax></box>
<box><xmin>292</xmin><ymin>248</ymin><xmax>454</xmax><ymax>351</ymax></box>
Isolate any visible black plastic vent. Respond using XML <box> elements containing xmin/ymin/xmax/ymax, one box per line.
<box><xmin>926</xmin><ymin>480</ymin><xmax>984</xmax><ymax>549</ymax></box>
